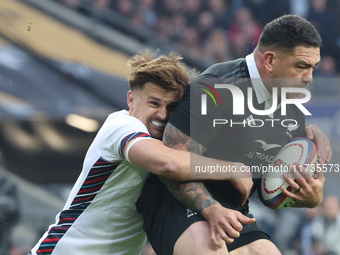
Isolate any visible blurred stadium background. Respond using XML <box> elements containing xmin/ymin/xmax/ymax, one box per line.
<box><xmin>0</xmin><ymin>0</ymin><xmax>339</xmax><ymax>254</ymax></box>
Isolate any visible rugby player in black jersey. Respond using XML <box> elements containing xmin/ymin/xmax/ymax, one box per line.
<box><xmin>140</xmin><ymin>15</ymin><xmax>332</xmax><ymax>255</ymax></box>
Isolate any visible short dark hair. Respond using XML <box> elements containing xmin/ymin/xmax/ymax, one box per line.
<box><xmin>258</xmin><ymin>15</ymin><xmax>322</xmax><ymax>52</ymax></box>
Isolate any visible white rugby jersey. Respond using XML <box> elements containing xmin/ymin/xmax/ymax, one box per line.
<box><xmin>32</xmin><ymin>110</ymin><xmax>153</xmax><ymax>255</ymax></box>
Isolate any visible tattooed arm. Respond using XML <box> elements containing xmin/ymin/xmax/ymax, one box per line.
<box><xmin>159</xmin><ymin>123</ymin><xmax>255</xmax><ymax>246</ymax></box>
<box><xmin>159</xmin><ymin>123</ymin><xmax>214</xmax><ymax>213</ymax></box>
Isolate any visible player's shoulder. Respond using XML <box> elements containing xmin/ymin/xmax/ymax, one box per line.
<box><xmin>102</xmin><ymin>110</ymin><xmax>148</xmax><ymax>133</ymax></box>
<box><xmin>200</xmin><ymin>58</ymin><xmax>248</xmax><ymax>79</ymax></box>
<box><xmin>107</xmin><ymin>110</ymin><xmax>141</xmax><ymax>124</ymax></box>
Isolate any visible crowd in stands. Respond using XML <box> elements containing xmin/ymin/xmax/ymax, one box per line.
<box><xmin>57</xmin><ymin>0</ymin><xmax>340</xmax><ymax>95</ymax></box>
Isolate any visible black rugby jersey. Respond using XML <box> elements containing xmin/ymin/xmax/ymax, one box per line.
<box><xmin>169</xmin><ymin>58</ymin><xmax>306</xmax><ymax>213</ymax></box>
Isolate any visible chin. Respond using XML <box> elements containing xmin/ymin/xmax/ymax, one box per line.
<box><xmin>286</xmin><ymin>93</ymin><xmax>301</xmax><ymax>99</ymax></box>
<box><xmin>150</xmin><ymin>131</ymin><xmax>163</xmax><ymax>140</ymax></box>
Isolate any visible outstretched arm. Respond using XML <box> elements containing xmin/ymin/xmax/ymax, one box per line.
<box><xmin>125</xmin><ymin>134</ymin><xmax>243</xmax><ymax>181</ymax></box>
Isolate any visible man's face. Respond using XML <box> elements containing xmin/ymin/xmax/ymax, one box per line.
<box><xmin>270</xmin><ymin>46</ymin><xmax>321</xmax><ymax>99</ymax></box>
<box><xmin>128</xmin><ymin>82</ymin><xmax>180</xmax><ymax>140</ymax></box>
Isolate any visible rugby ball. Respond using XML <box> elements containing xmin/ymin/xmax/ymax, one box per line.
<box><xmin>258</xmin><ymin>138</ymin><xmax>318</xmax><ymax>209</ymax></box>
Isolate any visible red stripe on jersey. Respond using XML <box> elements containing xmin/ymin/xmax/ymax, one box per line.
<box><xmin>122</xmin><ymin>136</ymin><xmax>129</xmax><ymax>147</ymax></box>
<box><xmin>137</xmin><ymin>133</ymin><xmax>149</xmax><ymax>137</ymax></box>
<box><xmin>94</xmin><ymin>161</ymin><xmax>110</xmax><ymax>165</ymax></box>
<box><xmin>73</xmin><ymin>196</ymin><xmax>94</xmax><ymax>202</ymax></box>
<box><xmin>84</xmin><ymin>175</ymin><xmax>109</xmax><ymax>185</ymax></box>
<box><xmin>42</xmin><ymin>238</ymin><xmax>60</xmax><ymax>242</ymax></box>
<box><xmin>37</xmin><ymin>249</ymin><xmax>54</xmax><ymax>252</ymax></box>
<box><xmin>78</xmin><ymin>186</ymin><xmax>100</xmax><ymax>193</ymax></box>
<box><xmin>59</xmin><ymin>218</ymin><xmax>77</xmax><ymax>221</ymax></box>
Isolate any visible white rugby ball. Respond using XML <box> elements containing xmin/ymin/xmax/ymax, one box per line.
<box><xmin>258</xmin><ymin>137</ymin><xmax>318</xmax><ymax>209</ymax></box>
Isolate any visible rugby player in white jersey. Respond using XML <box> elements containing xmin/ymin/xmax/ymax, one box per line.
<box><xmin>30</xmin><ymin>51</ymin><xmax>254</xmax><ymax>255</ymax></box>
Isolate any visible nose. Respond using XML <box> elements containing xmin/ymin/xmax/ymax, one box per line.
<box><xmin>157</xmin><ymin>106</ymin><xmax>168</xmax><ymax>120</ymax></box>
<box><xmin>302</xmin><ymin>68</ymin><xmax>313</xmax><ymax>85</ymax></box>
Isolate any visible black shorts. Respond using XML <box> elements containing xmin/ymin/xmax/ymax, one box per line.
<box><xmin>140</xmin><ymin>175</ymin><xmax>270</xmax><ymax>255</ymax></box>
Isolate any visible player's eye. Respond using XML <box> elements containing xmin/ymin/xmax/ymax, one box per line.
<box><xmin>150</xmin><ymin>101</ymin><xmax>159</xmax><ymax>106</ymax></box>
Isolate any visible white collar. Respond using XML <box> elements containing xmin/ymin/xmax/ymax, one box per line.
<box><xmin>245</xmin><ymin>53</ymin><xmax>281</xmax><ymax>118</ymax></box>
<box><xmin>245</xmin><ymin>53</ymin><xmax>272</xmax><ymax>105</ymax></box>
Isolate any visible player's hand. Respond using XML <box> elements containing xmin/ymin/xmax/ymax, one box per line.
<box><xmin>229</xmin><ymin>163</ymin><xmax>253</xmax><ymax>206</ymax></box>
<box><xmin>280</xmin><ymin>162</ymin><xmax>325</xmax><ymax>208</ymax></box>
<box><xmin>201</xmin><ymin>203</ymin><xmax>256</xmax><ymax>248</ymax></box>
<box><xmin>305</xmin><ymin>124</ymin><xmax>332</xmax><ymax>164</ymax></box>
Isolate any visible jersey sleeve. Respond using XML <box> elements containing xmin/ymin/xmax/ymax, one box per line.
<box><xmin>93</xmin><ymin>114</ymin><xmax>153</xmax><ymax>163</ymax></box>
<box><xmin>169</xmin><ymin>75</ymin><xmax>233</xmax><ymax>148</ymax></box>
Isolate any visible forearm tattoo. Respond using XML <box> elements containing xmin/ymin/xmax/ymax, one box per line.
<box><xmin>159</xmin><ymin>176</ymin><xmax>217</xmax><ymax>213</ymax></box>
<box><xmin>163</xmin><ymin>123</ymin><xmax>205</xmax><ymax>154</ymax></box>
<box><xmin>160</xmin><ymin>123</ymin><xmax>216</xmax><ymax>213</ymax></box>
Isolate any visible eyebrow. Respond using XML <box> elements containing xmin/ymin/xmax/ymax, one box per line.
<box><xmin>148</xmin><ymin>96</ymin><xmax>161</xmax><ymax>102</ymax></box>
<box><xmin>148</xmin><ymin>96</ymin><xmax>180</xmax><ymax>105</ymax></box>
<box><xmin>296</xmin><ymin>60</ymin><xmax>320</xmax><ymax>68</ymax></box>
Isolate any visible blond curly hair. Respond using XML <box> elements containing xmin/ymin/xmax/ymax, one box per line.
<box><xmin>127</xmin><ymin>50</ymin><xmax>190</xmax><ymax>98</ymax></box>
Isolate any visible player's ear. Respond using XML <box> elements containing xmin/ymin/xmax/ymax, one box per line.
<box><xmin>127</xmin><ymin>90</ymin><xmax>134</xmax><ymax>109</ymax></box>
<box><xmin>263</xmin><ymin>51</ymin><xmax>276</xmax><ymax>73</ymax></box>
